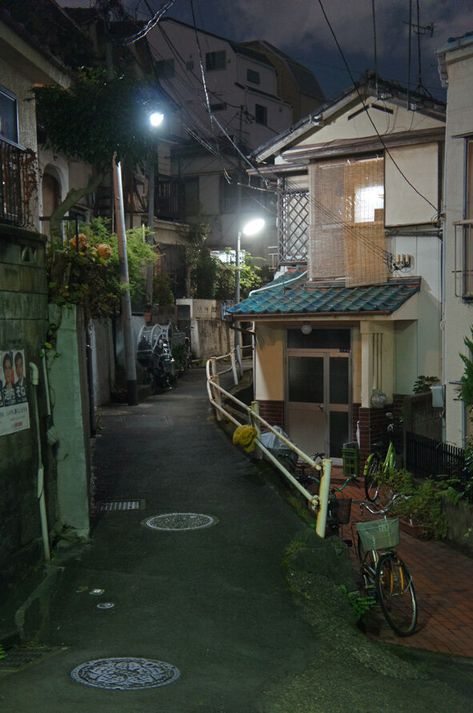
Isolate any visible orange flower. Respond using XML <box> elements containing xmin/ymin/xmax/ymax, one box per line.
<box><xmin>96</xmin><ymin>243</ymin><xmax>112</xmax><ymax>260</ymax></box>
<box><xmin>69</xmin><ymin>233</ymin><xmax>88</xmax><ymax>250</ymax></box>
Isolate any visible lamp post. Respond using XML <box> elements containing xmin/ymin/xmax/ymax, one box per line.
<box><xmin>234</xmin><ymin>217</ymin><xmax>265</xmax><ymax>372</ymax></box>
<box><xmin>146</xmin><ymin>111</ymin><xmax>165</xmax><ymax>304</ymax></box>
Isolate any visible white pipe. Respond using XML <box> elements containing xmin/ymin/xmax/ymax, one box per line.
<box><xmin>249</xmin><ymin>270</ymin><xmax>307</xmax><ymax>296</ymax></box>
<box><xmin>315</xmin><ymin>459</ymin><xmax>331</xmax><ymax>538</ymax></box>
<box><xmin>30</xmin><ymin>363</ymin><xmax>51</xmax><ymax>561</ymax></box>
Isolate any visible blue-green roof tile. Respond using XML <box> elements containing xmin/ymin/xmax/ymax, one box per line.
<box><xmin>227</xmin><ymin>276</ymin><xmax>420</xmax><ymax>317</ymax></box>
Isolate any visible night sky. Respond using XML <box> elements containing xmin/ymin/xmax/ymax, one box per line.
<box><xmin>61</xmin><ymin>0</ymin><xmax>473</xmax><ymax>101</ymax></box>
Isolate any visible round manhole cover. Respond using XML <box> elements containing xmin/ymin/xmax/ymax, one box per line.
<box><xmin>143</xmin><ymin>513</ymin><xmax>218</xmax><ymax>531</ymax></box>
<box><xmin>70</xmin><ymin>657</ymin><xmax>180</xmax><ymax>690</ymax></box>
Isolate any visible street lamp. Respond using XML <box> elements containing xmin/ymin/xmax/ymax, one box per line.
<box><xmin>234</xmin><ymin>216</ymin><xmax>265</xmax><ymax>372</ymax></box>
<box><xmin>149</xmin><ymin>111</ymin><xmax>164</xmax><ymax>128</ymax></box>
<box><xmin>146</xmin><ymin>110</ymin><xmax>165</xmax><ymax>304</ymax></box>
<box><xmin>112</xmin><ymin>109</ymin><xmax>166</xmax><ymax>406</ymax></box>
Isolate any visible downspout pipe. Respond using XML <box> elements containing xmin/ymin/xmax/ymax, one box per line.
<box><xmin>30</xmin><ymin>363</ymin><xmax>51</xmax><ymax>562</ymax></box>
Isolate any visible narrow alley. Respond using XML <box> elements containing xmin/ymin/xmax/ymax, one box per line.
<box><xmin>1</xmin><ymin>368</ymin><xmax>473</xmax><ymax>712</ymax></box>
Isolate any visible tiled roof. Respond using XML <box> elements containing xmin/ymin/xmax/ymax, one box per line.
<box><xmin>227</xmin><ymin>276</ymin><xmax>420</xmax><ymax>317</ymax></box>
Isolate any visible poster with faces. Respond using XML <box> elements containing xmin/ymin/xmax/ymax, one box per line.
<box><xmin>0</xmin><ymin>349</ymin><xmax>30</xmax><ymax>436</ymax></box>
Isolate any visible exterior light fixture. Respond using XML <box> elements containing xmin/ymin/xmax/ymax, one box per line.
<box><xmin>149</xmin><ymin>111</ymin><xmax>164</xmax><ymax>128</ymax></box>
<box><xmin>242</xmin><ymin>217</ymin><xmax>265</xmax><ymax>237</ymax></box>
<box><xmin>301</xmin><ymin>324</ymin><xmax>312</xmax><ymax>335</ymax></box>
<box><xmin>235</xmin><ymin>217</ymin><xmax>266</xmax><ymax>372</ymax></box>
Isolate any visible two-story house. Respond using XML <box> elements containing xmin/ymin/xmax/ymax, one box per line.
<box><xmin>147</xmin><ymin>18</ymin><xmax>324</xmax><ymax>261</ymax></box>
<box><xmin>437</xmin><ymin>33</ymin><xmax>473</xmax><ymax>448</ymax></box>
<box><xmin>227</xmin><ymin>75</ymin><xmax>446</xmax><ymax>462</ymax></box>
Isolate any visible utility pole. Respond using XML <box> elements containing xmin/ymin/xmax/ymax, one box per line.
<box><xmin>102</xmin><ymin>0</ymin><xmax>138</xmax><ymax>405</ymax></box>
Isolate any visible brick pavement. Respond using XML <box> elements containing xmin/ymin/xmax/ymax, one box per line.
<box><xmin>332</xmin><ymin>472</ymin><xmax>473</xmax><ymax>658</ymax></box>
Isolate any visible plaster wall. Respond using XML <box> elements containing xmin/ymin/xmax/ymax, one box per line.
<box><xmin>254</xmin><ymin>324</ymin><xmax>284</xmax><ymax>401</ymax></box>
<box><xmin>441</xmin><ymin>44</ymin><xmax>473</xmax><ymax>446</ymax></box>
<box><xmin>297</xmin><ymin>99</ymin><xmax>444</xmax><ymax>147</ymax></box>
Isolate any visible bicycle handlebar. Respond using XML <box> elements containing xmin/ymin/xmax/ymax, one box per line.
<box><xmin>360</xmin><ymin>492</ymin><xmax>410</xmax><ymax>517</ymax></box>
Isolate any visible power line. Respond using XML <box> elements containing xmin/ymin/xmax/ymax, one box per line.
<box><xmin>118</xmin><ymin>0</ymin><xmax>176</xmax><ymax>45</ymax></box>
<box><xmin>317</xmin><ymin>0</ymin><xmax>438</xmax><ymax>217</ymax></box>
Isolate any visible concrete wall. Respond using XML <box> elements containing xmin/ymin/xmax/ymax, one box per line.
<box><xmin>176</xmin><ymin>299</ymin><xmax>233</xmax><ymax>360</ymax></box>
<box><xmin>441</xmin><ymin>41</ymin><xmax>473</xmax><ymax>446</ymax></box>
<box><xmin>0</xmin><ymin>225</ymin><xmax>50</xmax><ymax>582</ymax></box>
<box><xmin>48</xmin><ymin>305</ymin><xmax>90</xmax><ymax>539</ymax></box>
<box><xmin>91</xmin><ymin>319</ymin><xmax>115</xmax><ymax>407</ymax></box>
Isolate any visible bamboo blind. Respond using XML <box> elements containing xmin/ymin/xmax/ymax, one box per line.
<box><xmin>309</xmin><ymin>157</ymin><xmax>387</xmax><ymax>286</ymax></box>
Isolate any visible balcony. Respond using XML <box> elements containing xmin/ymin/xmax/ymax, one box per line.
<box><xmin>0</xmin><ymin>139</ymin><xmax>36</xmax><ymax>228</ymax></box>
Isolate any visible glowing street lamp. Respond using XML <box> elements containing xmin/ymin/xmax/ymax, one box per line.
<box><xmin>234</xmin><ymin>217</ymin><xmax>265</xmax><ymax>371</ymax></box>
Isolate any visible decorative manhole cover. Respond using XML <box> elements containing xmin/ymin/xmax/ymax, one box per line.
<box><xmin>143</xmin><ymin>513</ymin><xmax>218</xmax><ymax>531</ymax></box>
<box><xmin>70</xmin><ymin>657</ymin><xmax>180</xmax><ymax>690</ymax></box>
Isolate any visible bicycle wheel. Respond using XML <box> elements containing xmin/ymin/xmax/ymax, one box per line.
<box><xmin>364</xmin><ymin>453</ymin><xmax>381</xmax><ymax>502</ymax></box>
<box><xmin>375</xmin><ymin>552</ymin><xmax>417</xmax><ymax>636</ymax></box>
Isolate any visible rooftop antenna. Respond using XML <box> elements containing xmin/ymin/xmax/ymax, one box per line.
<box><xmin>405</xmin><ymin>0</ymin><xmax>434</xmax><ymax>105</ymax></box>
<box><xmin>371</xmin><ymin>0</ymin><xmax>379</xmax><ymax>96</ymax></box>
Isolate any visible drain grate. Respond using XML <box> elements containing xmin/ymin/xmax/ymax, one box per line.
<box><xmin>70</xmin><ymin>656</ymin><xmax>180</xmax><ymax>690</ymax></box>
<box><xmin>95</xmin><ymin>499</ymin><xmax>145</xmax><ymax>513</ymax></box>
<box><xmin>143</xmin><ymin>512</ymin><xmax>218</xmax><ymax>531</ymax></box>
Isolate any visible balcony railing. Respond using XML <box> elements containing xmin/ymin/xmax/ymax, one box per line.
<box><xmin>0</xmin><ymin>139</ymin><xmax>36</xmax><ymax>228</ymax></box>
<box><xmin>156</xmin><ymin>179</ymin><xmax>184</xmax><ymax>221</ymax></box>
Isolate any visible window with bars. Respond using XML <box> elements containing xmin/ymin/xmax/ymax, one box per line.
<box><xmin>277</xmin><ymin>188</ymin><xmax>309</xmax><ymax>263</ymax></box>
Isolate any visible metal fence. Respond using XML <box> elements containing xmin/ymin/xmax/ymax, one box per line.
<box><xmin>405</xmin><ymin>431</ymin><xmax>466</xmax><ymax>479</ymax></box>
<box><xmin>0</xmin><ymin>139</ymin><xmax>34</xmax><ymax>227</ymax></box>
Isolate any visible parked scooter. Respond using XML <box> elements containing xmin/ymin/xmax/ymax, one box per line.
<box><xmin>137</xmin><ymin>324</ymin><xmax>177</xmax><ymax>394</ymax></box>
<box><xmin>149</xmin><ymin>336</ymin><xmax>176</xmax><ymax>393</ymax></box>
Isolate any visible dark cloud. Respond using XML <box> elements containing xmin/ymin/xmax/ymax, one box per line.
<box><xmin>58</xmin><ymin>0</ymin><xmax>473</xmax><ymax>98</ymax></box>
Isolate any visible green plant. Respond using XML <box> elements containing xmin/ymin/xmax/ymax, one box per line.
<box><xmin>35</xmin><ymin>70</ymin><xmax>161</xmax><ymax>244</ymax></box>
<box><xmin>370</xmin><ymin>467</ymin><xmax>415</xmax><ymax>496</ymax></box>
<box><xmin>413</xmin><ymin>375</ymin><xmax>440</xmax><ymax>393</ymax></box>
<box><xmin>391</xmin><ymin>478</ymin><xmax>460</xmax><ymax>539</ymax></box>
<box><xmin>47</xmin><ymin>219</ymin><xmax>156</xmax><ymax>318</ymax></box>
<box><xmin>459</xmin><ymin>329</ymin><xmax>473</xmax><ymax>416</ymax></box>
<box><xmin>339</xmin><ymin>585</ymin><xmax>376</xmax><ymax>621</ymax></box>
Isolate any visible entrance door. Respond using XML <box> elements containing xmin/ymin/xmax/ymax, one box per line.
<box><xmin>287</xmin><ymin>350</ymin><xmax>351</xmax><ymax>459</ymax></box>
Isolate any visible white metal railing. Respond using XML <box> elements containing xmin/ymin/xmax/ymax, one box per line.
<box><xmin>206</xmin><ymin>350</ymin><xmax>331</xmax><ymax>537</ymax></box>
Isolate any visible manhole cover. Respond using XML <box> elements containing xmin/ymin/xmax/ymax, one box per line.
<box><xmin>70</xmin><ymin>657</ymin><xmax>180</xmax><ymax>690</ymax></box>
<box><xmin>143</xmin><ymin>513</ymin><xmax>218</xmax><ymax>531</ymax></box>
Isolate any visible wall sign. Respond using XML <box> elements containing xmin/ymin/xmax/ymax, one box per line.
<box><xmin>0</xmin><ymin>349</ymin><xmax>30</xmax><ymax>436</ymax></box>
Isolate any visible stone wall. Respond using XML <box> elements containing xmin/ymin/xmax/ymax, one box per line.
<box><xmin>0</xmin><ymin>225</ymin><xmax>50</xmax><ymax>585</ymax></box>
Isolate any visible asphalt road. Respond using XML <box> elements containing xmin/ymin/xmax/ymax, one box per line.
<box><xmin>1</xmin><ymin>368</ymin><xmax>472</xmax><ymax>712</ymax></box>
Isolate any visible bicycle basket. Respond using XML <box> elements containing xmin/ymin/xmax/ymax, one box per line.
<box><xmin>334</xmin><ymin>497</ymin><xmax>352</xmax><ymax>525</ymax></box>
<box><xmin>355</xmin><ymin>518</ymin><xmax>399</xmax><ymax>551</ymax></box>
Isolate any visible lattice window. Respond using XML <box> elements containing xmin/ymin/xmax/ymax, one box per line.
<box><xmin>278</xmin><ymin>188</ymin><xmax>309</xmax><ymax>263</ymax></box>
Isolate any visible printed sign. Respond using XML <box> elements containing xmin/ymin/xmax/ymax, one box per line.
<box><xmin>0</xmin><ymin>349</ymin><xmax>30</xmax><ymax>436</ymax></box>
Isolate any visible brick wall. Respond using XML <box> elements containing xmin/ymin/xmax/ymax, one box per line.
<box><xmin>258</xmin><ymin>400</ymin><xmax>285</xmax><ymax>428</ymax></box>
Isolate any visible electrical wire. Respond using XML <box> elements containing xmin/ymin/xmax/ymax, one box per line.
<box><xmin>316</xmin><ymin>0</ymin><xmax>439</xmax><ymax>217</ymax></box>
<box><xmin>117</xmin><ymin>0</ymin><xmax>176</xmax><ymax>45</ymax></box>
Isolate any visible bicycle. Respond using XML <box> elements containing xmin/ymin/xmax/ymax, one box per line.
<box><xmin>354</xmin><ymin>494</ymin><xmax>417</xmax><ymax>637</ymax></box>
<box><xmin>363</xmin><ymin>412</ymin><xmax>399</xmax><ymax>502</ymax></box>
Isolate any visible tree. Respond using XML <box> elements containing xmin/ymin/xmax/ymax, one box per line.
<box><xmin>35</xmin><ymin>69</ymin><xmax>160</xmax><ymax>243</ymax></box>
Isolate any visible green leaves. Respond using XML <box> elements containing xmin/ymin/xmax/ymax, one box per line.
<box><xmin>35</xmin><ymin>70</ymin><xmax>159</xmax><ymax>168</ymax></box>
<box><xmin>47</xmin><ymin>218</ymin><xmax>156</xmax><ymax>318</ymax></box>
